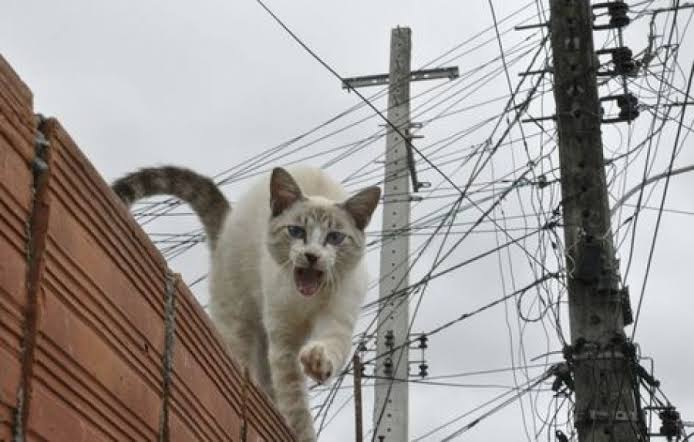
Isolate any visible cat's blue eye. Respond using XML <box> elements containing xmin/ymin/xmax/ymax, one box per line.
<box><xmin>287</xmin><ymin>225</ymin><xmax>306</xmax><ymax>239</ymax></box>
<box><xmin>326</xmin><ymin>231</ymin><xmax>346</xmax><ymax>245</ymax></box>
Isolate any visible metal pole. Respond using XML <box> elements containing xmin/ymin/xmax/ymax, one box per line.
<box><xmin>547</xmin><ymin>1</ymin><xmax>641</xmax><ymax>440</ymax></box>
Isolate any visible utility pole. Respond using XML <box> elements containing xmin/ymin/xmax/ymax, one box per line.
<box><xmin>353</xmin><ymin>354</ymin><xmax>363</xmax><ymax>442</ymax></box>
<box><xmin>547</xmin><ymin>1</ymin><xmax>641</xmax><ymax>440</ymax></box>
<box><xmin>342</xmin><ymin>27</ymin><xmax>458</xmax><ymax>441</ymax></box>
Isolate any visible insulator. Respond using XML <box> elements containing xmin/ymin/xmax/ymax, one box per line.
<box><xmin>600</xmin><ymin>93</ymin><xmax>639</xmax><ymax>123</ymax></box>
<box><xmin>555</xmin><ymin>430</ymin><xmax>569</xmax><ymax>442</ymax></box>
<box><xmin>357</xmin><ymin>341</ymin><xmax>368</xmax><ymax>352</ymax></box>
<box><xmin>593</xmin><ymin>1</ymin><xmax>630</xmax><ymax>30</ymax></box>
<box><xmin>384</xmin><ymin>357</ymin><xmax>393</xmax><ymax>377</ymax></box>
<box><xmin>384</xmin><ymin>330</ymin><xmax>394</xmax><ymax>348</ymax></box>
<box><xmin>418</xmin><ymin>363</ymin><xmax>428</xmax><ymax>378</ymax></box>
<box><xmin>659</xmin><ymin>407</ymin><xmax>682</xmax><ymax>438</ymax></box>
<box><xmin>618</xmin><ymin>93</ymin><xmax>639</xmax><ymax>120</ymax></box>
<box><xmin>612</xmin><ymin>47</ymin><xmax>637</xmax><ymax>74</ymax></box>
<box><xmin>551</xmin><ymin>362</ymin><xmax>575</xmax><ymax>392</ymax></box>
<box><xmin>596</xmin><ymin>46</ymin><xmax>639</xmax><ymax>76</ymax></box>
<box><xmin>417</xmin><ymin>335</ymin><xmax>428</xmax><ymax>349</ymax></box>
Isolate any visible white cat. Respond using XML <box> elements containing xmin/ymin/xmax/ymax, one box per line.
<box><xmin>113</xmin><ymin>165</ymin><xmax>380</xmax><ymax>441</ymax></box>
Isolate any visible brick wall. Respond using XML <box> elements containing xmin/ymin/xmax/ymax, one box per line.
<box><xmin>0</xmin><ymin>55</ymin><xmax>294</xmax><ymax>442</ymax></box>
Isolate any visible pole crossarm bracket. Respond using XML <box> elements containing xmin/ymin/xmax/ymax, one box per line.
<box><xmin>341</xmin><ymin>44</ymin><xmax>459</xmax><ymax>195</ymax></box>
<box><xmin>576</xmin><ymin>410</ymin><xmax>641</xmax><ymax>424</ymax></box>
<box><xmin>342</xmin><ymin>66</ymin><xmax>459</xmax><ymax>89</ymax></box>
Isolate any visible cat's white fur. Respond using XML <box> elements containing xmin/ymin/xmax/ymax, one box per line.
<box><xmin>209</xmin><ymin>166</ymin><xmax>378</xmax><ymax>441</ymax></box>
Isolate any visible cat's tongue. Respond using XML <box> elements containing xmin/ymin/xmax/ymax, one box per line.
<box><xmin>294</xmin><ymin>268</ymin><xmax>323</xmax><ymax>297</ymax></box>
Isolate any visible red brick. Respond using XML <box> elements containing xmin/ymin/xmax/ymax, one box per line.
<box><xmin>0</xmin><ymin>229</ymin><xmax>27</xmax><ymax>313</ymax></box>
<box><xmin>0</xmin><ymin>302</ymin><xmax>22</xmax><ymax>400</ymax></box>
<box><xmin>166</xmin><ymin>279</ymin><xmax>242</xmax><ymax>441</ymax></box>
<box><xmin>168</xmin><ymin>409</ymin><xmax>204</xmax><ymax>442</ymax></box>
<box><xmin>0</xmin><ymin>56</ymin><xmax>32</xmax><ymax>117</ymax></box>
<box><xmin>26</xmin><ymin>382</ymin><xmax>110</xmax><ymax>442</ymax></box>
<box><xmin>0</xmin><ymin>404</ymin><xmax>13</xmax><ymax>442</ymax></box>
<box><xmin>172</xmin><ymin>282</ymin><xmax>294</xmax><ymax>441</ymax></box>
<box><xmin>43</xmin><ymin>198</ymin><xmax>166</xmax><ymax>358</ymax></box>
<box><xmin>0</xmin><ymin>57</ymin><xmax>35</xmax><ymax>165</ymax></box>
<box><xmin>0</xmin><ymin>341</ymin><xmax>21</xmax><ymax>401</ymax></box>
<box><xmin>28</xmin><ymin>280</ymin><xmax>160</xmax><ymax>440</ymax></box>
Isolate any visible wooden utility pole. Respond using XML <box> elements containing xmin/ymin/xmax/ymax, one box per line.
<box><xmin>343</xmin><ymin>27</ymin><xmax>458</xmax><ymax>441</ymax></box>
<box><xmin>547</xmin><ymin>1</ymin><xmax>641</xmax><ymax>440</ymax></box>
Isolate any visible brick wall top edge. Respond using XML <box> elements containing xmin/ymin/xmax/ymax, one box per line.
<box><xmin>0</xmin><ymin>55</ymin><xmax>33</xmax><ymax>119</ymax></box>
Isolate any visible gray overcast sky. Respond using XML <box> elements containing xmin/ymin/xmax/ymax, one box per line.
<box><xmin>3</xmin><ymin>1</ymin><xmax>693</xmax><ymax>441</ymax></box>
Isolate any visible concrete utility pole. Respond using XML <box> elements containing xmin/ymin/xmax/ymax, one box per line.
<box><xmin>547</xmin><ymin>1</ymin><xmax>641</xmax><ymax>440</ymax></box>
<box><xmin>372</xmin><ymin>27</ymin><xmax>412</xmax><ymax>442</ymax></box>
<box><xmin>343</xmin><ymin>27</ymin><xmax>458</xmax><ymax>441</ymax></box>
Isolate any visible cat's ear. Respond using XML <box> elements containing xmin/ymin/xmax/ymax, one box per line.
<box><xmin>342</xmin><ymin>186</ymin><xmax>381</xmax><ymax>230</ymax></box>
<box><xmin>270</xmin><ymin>167</ymin><xmax>303</xmax><ymax>216</ymax></box>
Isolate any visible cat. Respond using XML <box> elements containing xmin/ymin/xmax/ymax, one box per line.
<box><xmin>113</xmin><ymin>165</ymin><xmax>380</xmax><ymax>441</ymax></box>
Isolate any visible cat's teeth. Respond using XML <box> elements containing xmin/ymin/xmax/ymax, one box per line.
<box><xmin>294</xmin><ymin>267</ymin><xmax>324</xmax><ymax>297</ymax></box>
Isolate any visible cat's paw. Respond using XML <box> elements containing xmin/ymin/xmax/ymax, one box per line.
<box><xmin>299</xmin><ymin>342</ymin><xmax>334</xmax><ymax>384</ymax></box>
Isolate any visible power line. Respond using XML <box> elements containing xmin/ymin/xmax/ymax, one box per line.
<box><xmin>631</xmin><ymin>60</ymin><xmax>694</xmax><ymax>338</ymax></box>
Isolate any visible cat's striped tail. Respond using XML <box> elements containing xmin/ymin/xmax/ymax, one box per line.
<box><xmin>112</xmin><ymin>166</ymin><xmax>230</xmax><ymax>250</ymax></box>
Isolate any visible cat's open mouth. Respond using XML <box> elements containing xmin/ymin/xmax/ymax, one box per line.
<box><xmin>294</xmin><ymin>267</ymin><xmax>324</xmax><ymax>297</ymax></box>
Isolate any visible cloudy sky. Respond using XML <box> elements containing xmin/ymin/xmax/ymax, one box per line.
<box><xmin>3</xmin><ymin>0</ymin><xmax>693</xmax><ymax>440</ymax></box>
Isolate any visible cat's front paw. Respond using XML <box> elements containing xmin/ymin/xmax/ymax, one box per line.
<box><xmin>299</xmin><ymin>342</ymin><xmax>334</xmax><ymax>384</ymax></box>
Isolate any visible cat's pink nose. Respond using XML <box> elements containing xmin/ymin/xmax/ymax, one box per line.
<box><xmin>305</xmin><ymin>252</ymin><xmax>318</xmax><ymax>265</ymax></box>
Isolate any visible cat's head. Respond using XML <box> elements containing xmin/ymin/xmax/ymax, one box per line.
<box><xmin>266</xmin><ymin>167</ymin><xmax>380</xmax><ymax>297</ymax></box>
